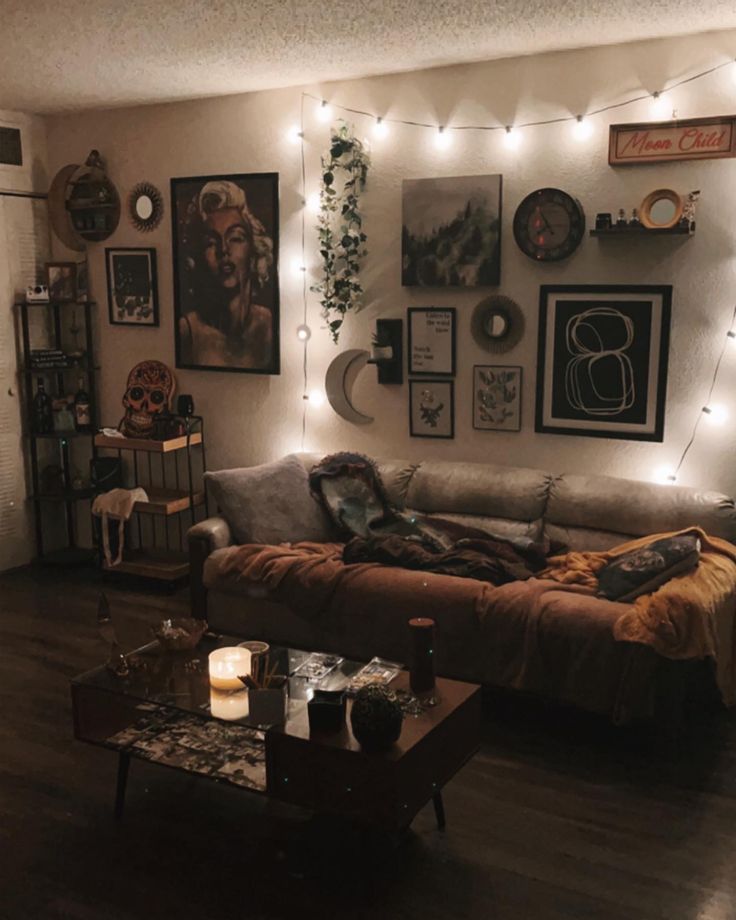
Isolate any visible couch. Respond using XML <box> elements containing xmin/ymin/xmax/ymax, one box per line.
<box><xmin>189</xmin><ymin>454</ymin><xmax>736</xmax><ymax>723</ymax></box>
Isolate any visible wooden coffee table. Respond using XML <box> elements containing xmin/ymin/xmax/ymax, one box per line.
<box><xmin>71</xmin><ymin>635</ymin><xmax>481</xmax><ymax>832</ymax></box>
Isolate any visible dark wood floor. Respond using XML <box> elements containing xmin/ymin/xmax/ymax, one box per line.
<box><xmin>2</xmin><ymin>566</ymin><xmax>736</xmax><ymax>920</ymax></box>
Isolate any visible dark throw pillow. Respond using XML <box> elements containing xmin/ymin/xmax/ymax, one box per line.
<box><xmin>597</xmin><ymin>534</ymin><xmax>701</xmax><ymax>603</ymax></box>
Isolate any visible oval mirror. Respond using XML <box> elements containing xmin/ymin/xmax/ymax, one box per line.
<box><xmin>649</xmin><ymin>198</ymin><xmax>677</xmax><ymax>226</ymax></box>
<box><xmin>128</xmin><ymin>182</ymin><xmax>164</xmax><ymax>233</ymax></box>
<box><xmin>640</xmin><ymin>188</ymin><xmax>682</xmax><ymax>230</ymax></box>
<box><xmin>135</xmin><ymin>195</ymin><xmax>154</xmax><ymax>220</ymax></box>
<box><xmin>484</xmin><ymin>310</ymin><xmax>510</xmax><ymax>339</ymax></box>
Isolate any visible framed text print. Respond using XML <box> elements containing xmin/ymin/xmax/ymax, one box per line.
<box><xmin>408</xmin><ymin>307</ymin><xmax>456</xmax><ymax>376</ymax></box>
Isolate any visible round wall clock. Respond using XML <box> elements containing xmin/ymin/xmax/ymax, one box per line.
<box><xmin>513</xmin><ymin>188</ymin><xmax>586</xmax><ymax>262</ymax></box>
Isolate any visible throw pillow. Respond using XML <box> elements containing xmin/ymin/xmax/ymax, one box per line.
<box><xmin>597</xmin><ymin>534</ymin><xmax>701</xmax><ymax>603</ymax></box>
<box><xmin>205</xmin><ymin>454</ymin><xmax>335</xmax><ymax>546</ymax></box>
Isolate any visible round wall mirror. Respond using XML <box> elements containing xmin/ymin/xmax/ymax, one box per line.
<box><xmin>484</xmin><ymin>310</ymin><xmax>510</xmax><ymax>339</ymax></box>
<box><xmin>471</xmin><ymin>295</ymin><xmax>525</xmax><ymax>354</ymax></box>
<box><xmin>129</xmin><ymin>182</ymin><xmax>164</xmax><ymax>232</ymax></box>
<box><xmin>640</xmin><ymin>189</ymin><xmax>683</xmax><ymax>230</ymax></box>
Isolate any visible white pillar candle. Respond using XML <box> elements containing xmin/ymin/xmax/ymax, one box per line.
<box><xmin>208</xmin><ymin>647</ymin><xmax>252</xmax><ymax>691</ymax></box>
<box><xmin>209</xmin><ymin>688</ymin><xmax>249</xmax><ymax>721</ymax></box>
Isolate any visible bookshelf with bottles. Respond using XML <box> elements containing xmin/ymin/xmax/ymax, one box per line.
<box><xmin>18</xmin><ymin>297</ymin><xmax>98</xmax><ymax>564</ymax></box>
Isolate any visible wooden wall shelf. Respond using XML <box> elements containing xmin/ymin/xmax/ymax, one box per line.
<box><xmin>590</xmin><ymin>224</ymin><xmax>694</xmax><ymax>237</ymax></box>
<box><xmin>94</xmin><ymin>431</ymin><xmax>202</xmax><ymax>453</ymax></box>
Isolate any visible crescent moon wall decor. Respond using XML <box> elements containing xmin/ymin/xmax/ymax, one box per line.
<box><xmin>325</xmin><ymin>349</ymin><xmax>374</xmax><ymax>425</ymax></box>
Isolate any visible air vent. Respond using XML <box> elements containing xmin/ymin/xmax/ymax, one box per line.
<box><xmin>0</xmin><ymin>127</ymin><xmax>22</xmax><ymax>166</ymax></box>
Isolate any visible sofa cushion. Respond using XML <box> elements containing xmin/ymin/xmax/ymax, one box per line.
<box><xmin>597</xmin><ymin>534</ymin><xmax>701</xmax><ymax>602</ymax></box>
<box><xmin>205</xmin><ymin>454</ymin><xmax>335</xmax><ymax>545</ymax></box>
<box><xmin>418</xmin><ymin>510</ymin><xmax>543</xmax><ymax>543</ymax></box>
<box><xmin>405</xmin><ymin>460</ymin><xmax>551</xmax><ymax>521</ymax></box>
<box><xmin>547</xmin><ymin>474</ymin><xmax>736</xmax><ymax>543</ymax></box>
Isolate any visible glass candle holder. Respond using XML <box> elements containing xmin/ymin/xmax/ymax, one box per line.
<box><xmin>408</xmin><ymin>617</ymin><xmax>435</xmax><ymax>694</ymax></box>
<box><xmin>209</xmin><ymin>688</ymin><xmax>250</xmax><ymax>721</ymax></box>
<box><xmin>208</xmin><ymin>647</ymin><xmax>252</xmax><ymax>691</ymax></box>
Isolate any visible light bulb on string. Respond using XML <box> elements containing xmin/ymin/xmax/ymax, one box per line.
<box><xmin>703</xmin><ymin>404</ymin><xmax>728</xmax><ymax>426</ymax></box>
<box><xmin>435</xmin><ymin>126</ymin><xmax>451</xmax><ymax>150</ymax></box>
<box><xmin>503</xmin><ymin>126</ymin><xmax>521</xmax><ymax>150</ymax></box>
<box><xmin>307</xmin><ymin>388</ymin><xmax>326</xmax><ymax>409</ymax></box>
<box><xmin>296</xmin><ymin>324</ymin><xmax>311</xmax><ymax>342</ymax></box>
<box><xmin>650</xmin><ymin>92</ymin><xmax>669</xmax><ymax>120</ymax></box>
<box><xmin>572</xmin><ymin>115</ymin><xmax>593</xmax><ymax>141</ymax></box>
<box><xmin>291</xmin><ymin>257</ymin><xmax>307</xmax><ymax>276</ymax></box>
<box><xmin>305</xmin><ymin>192</ymin><xmax>320</xmax><ymax>214</ymax></box>
<box><xmin>653</xmin><ymin>465</ymin><xmax>678</xmax><ymax>486</ymax></box>
<box><xmin>317</xmin><ymin>100</ymin><xmax>333</xmax><ymax>123</ymax></box>
<box><xmin>373</xmin><ymin>117</ymin><xmax>388</xmax><ymax>139</ymax></box>
<box><xmin>287</xmin><ymin>125</ymin><xmax>304</xmax><ymax>145</ymax></box>
<box><xmin>727</xmin><ymin>330</ymin><xmax>736</xmax><ymax>343</ymax></box>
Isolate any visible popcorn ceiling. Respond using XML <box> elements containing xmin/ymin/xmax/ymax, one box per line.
<box><xmin>2</xmin><ymin>0</ymin><xmax>735</xmax><ymax>113</ymax></box>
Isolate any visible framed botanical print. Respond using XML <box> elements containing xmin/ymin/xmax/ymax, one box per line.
<box><xmin>473</xmin><ymin>365</ymin><xmax>522</xmax><ymax>431</ymax></box>
<box><xmin>171</xmin><ymin>172</ymin><xmax>280</xmax><ymax>374</ymax></box>
<box><xmin>45</xmin><ymin>262</ymin><xmax>77</xmax><ymax>302</ymax></box>
<box><xmin>535</xmin><ymin>285</ymin><xmax>672</xmax><ymax>441</ymax></box>
<box><xmin>408</xmin><ymin>307</ymin><xmax>456</xmax><ymax>376</ymax></box>
<box><xmin>105</xmin><ymin>247</ymin><xmax>159</xmax><ymax>326</ymax></box>
<box><xmin>410</xmin><ymin>379</ymin><xmax>454</xmax><ymax>439</ymax></box>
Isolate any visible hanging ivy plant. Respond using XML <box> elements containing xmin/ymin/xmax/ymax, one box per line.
<box><xmin>311</xmin><ymin>121</ymin><xmax>370</xmax><ymax>343</ymax></box>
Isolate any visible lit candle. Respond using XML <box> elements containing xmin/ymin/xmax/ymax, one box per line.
<box><xmin>208</xmin><ymin>647</ymin><xmax>252</xmax><ymax>691</ymax></box>
<box><xmin>210</xmin><ymin>688</ymin><xmax>250</xmax><ymax>721</ymax></box>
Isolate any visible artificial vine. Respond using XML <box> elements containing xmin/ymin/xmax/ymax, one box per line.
<box><xmin>311</xmin><ymin>121</ymin><xmax>370</xmax><ymax>343</ymax></box>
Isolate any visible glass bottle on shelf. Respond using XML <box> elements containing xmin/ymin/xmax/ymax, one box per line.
<box><xmin>73</xmin><ymin>376</ymin><xmax>92</xmax><ymax>432</ymax></box>
<box><xmin>32</xmin><ymin>377</ymin><xmax>54</xmax><ymax>434</ymax></box>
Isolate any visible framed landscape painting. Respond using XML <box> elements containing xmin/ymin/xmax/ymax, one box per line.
<box><xmin>535</xmin><ymin>285</ymin><xmax>671</xmax><ymax>441</ymax></box>
<box><xmin>171</xmin><ymin>172</ymin><xmax>280</xmax><ymax>374</ymax></box>
<box><xmin>401</xmin><ymin>174</ymin><xmax>502</xmax><ymax>287</ymax></box>
<box><xmin>105</xmin><ymin>247</ymin><xmax>158</xmax><ymax>326</ymax></box>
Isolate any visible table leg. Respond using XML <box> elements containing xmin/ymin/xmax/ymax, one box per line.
<box><xmin>432</xmin><ymin>791</ymin><xmax>446</xmax><ymax>831</ymax></box>
<box><xmin>114</xmin><ymin>752</ymin><xmax>130</xmax><ymax>820</ymax></box>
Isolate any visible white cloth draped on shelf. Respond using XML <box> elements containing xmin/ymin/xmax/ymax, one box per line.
<box><xmin>92</xmin><ymin>487</ymin><xmax>149</xmax><ymax>567</ymax></box>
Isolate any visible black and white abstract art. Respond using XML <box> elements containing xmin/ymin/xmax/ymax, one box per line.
<box><xmin>401</xmin><ymin>175</ymin><xmax>502</xmax><ymax>287</ymax></box>
<box><xmin>535</xmin><ymin>285</ymin><xmax>671</xmax><ymax>441</ymax></box>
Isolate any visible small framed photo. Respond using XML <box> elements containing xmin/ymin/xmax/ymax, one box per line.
<box><xmin>473</xmin><ymin>365</ymin><xmax>522</xmax><ymax>431</ymax></box>
<box><xmin>45</xmin><ymin>262</ymin><xmax>77</xmax><ymax>302</ymax></box>
<box><xmin>105</xmin><ymin>247</ymin><xmax>159</xmax><ymax>326</ymax></box>
<box><xmin>410</xmin><ymin>379</ymin><xmax>454</xmax><ymax>439</ymax></box>
<box><xmin>408</xmin><ymin>307</ymin><xmax>456</xmax><ymax>375</ymax></box>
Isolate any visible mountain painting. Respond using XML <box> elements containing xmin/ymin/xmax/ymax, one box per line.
<box><xmin>401</xmin><ymin>174</ymin><xmax>502</xmax><ymax>287</ymax></box>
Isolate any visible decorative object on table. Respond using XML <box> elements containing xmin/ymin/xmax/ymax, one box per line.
<box><xmin>470</xmin><ymin>294</ymin><xmax>524</xmax><ymax>354</ymax></box>
<box><xmin>118</xmin><ymin>359</ymin><xmax>176</xmax><ymax>438</ymax></box>
<box><xmin>172</xmin><ymin>172</ymin><xmax>280</xmax><ymax>374</ymax></box>
<box><xmin>473</xmin><ymin>365</ymin><xmax>522</xmax><ymax>431</ymax></box>
<box><xmin>402</xmin><ymin>174</ymin><xmax>502</xmax><ymax>287</ymax></box>
<box><xmin>324</xmin><ymin>348</ymin><xmax>374</xmax><ymax>425</ymax></box>
<box><xmin>513</xmin><ymin>187</ymin><xmax>585</xmax><ymax>262</ymax></box>
<box><xmin>92</xmin><ymin>487</ymin><xmax>149</xmax><ymax>567</ymax></box>
<box><xmin>639</xmin><ymin>189</ymin><xmax>683</xmax><ymax>230</ymax></box>
<box><xmin>209</xmin><ymin>688</ymin><xmax>250</xmax><ymax>721</ymax></box>
<box><xmin>311</xmin><ymin>122</ymin><xmax>370</xmax><ymax>344</ymax></box>
<box><xmin>629</xmin><ymin>208</ymin><xmax>641</xmax><ymax>227</ymax></box>
<box><xmin>105</xmin><ymin>247</ymin><xmax>159</xmax><ymax>326</ymax></box>
<box><xmin>597</xmin><ymin>534</ymin><xmax>701</xmax><ymax>603</ymax></box>
<box><xmin>176</xmin><ymin>394</ymin><xmax>195</xmax><ymax>417</ymax></box>
<box><xmin>535</xmin><ymin>284</ymin><xmax>672</xmax><ymax>441</ymax></box>
<box><xmin>97</xmin><ymin>592</ymin><xmax>128</xmax><ymax>677</ymax></box>
<box><xmin>152</xmin><ymin>617</ymin><xmax>208</xmax><ymax>652</ymax></box>
<box><xmin>208</xmin><ymin>646</ymin><xmax>252</xmax><ymax>691</ymax></box>
<box><xmin>407</xmin><ymin>307</ymin><xmax>456</xmax><ymax>376</ymax></box>
<box><xmin>609</xmin><ymin>115</ymin><xmax>736</xmax><ymax>166</ymax></box>
<box><xmin>346</xmin><ymin>657</ymin><xmax>402</xmax><ymax>696</ymax></box>
<box><xmin>245</xmin><ymin>654</ymin><xmax>288</xmax><ymax>726</ymax></box>
<box><xmin>128</xmin><ymin>181</ymin><xmax>164</xmax><ymax>233</ymax></box>
<box><xmin>237</xmin><ymin>640</ymin><xmax>270</xmax><ymax>662</ymax></box>
<box><xmin>616</xmin><ymin>208</ymin><xmax>628</xmax><ymax>227</ymax></box>
<box><xmin>409</xmin><ymin>379</ymin><xmax>454</xmax><ymax>439</ymax></box>
<box><xmin>45</xmin><ymin>262</ymin><xmax>77</xmax><ymax>302</ymax></box>
<box><xmin>292</xmin><ymin>651</ymin><xmax>344</xmax><ymax>682</ymax></box>
<box><xmin>367</xmin><ymin>319</ymin><xmax>403</xmax><ymax>384</ymax></box>
<box><xmin>350</xmin><ymin>684</ymin><xmax>404</xmax><ymax>752</ymax></box>
<box><xmin>408</xmin><ymin>617</ymin><xmax>436</xmax><ymax>695</ymax></box>
<box><xmin>48</xmin><ymin>150</ymin><xmax>120</xmax><ymax>249</ymax></box>
<box><xmin>25</xmin><ymin>284</ymin><xmax>49</xmax><ymax>303</ymax></box>
<box><xmin>307</xmin><ymin>689</ymin><xmax>346</xmax><ymax>734</ymax></box>
<box><xmin>595</xmin><ymin>213</ymin><xmax>612</xmax><ymax>231</ymax></box>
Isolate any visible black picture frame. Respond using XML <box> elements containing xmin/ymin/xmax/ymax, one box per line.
<box><xmin>535</xmin><ymin>284</ymin><xmax>672</xmax><ymax>441</ymax></box>
<box><xmin>407</xmin><ymin>307</ymin><xmax>456</xmax><ymax>376</ymax></box>
<box><xmin>473</xmin><ymin>365</ymin><xmax>522</xmax><ymax>431</ymax></box>
<box><xmin>409</xmin><ymin>379</ymin><xmax>455</xmax><ymax>439</ymax></box>
<box><xmin>171</xmin><ymin>172</ymin><xmax>280</xmax><ymax>375</ymax></box>
<box><xmin>105</xmin><ymin>247</ymin><xmax>159</xmax><ymax>326</ymax></box>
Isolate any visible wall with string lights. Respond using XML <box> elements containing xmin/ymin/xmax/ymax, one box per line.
<box><xmin>47</xmin><ymin>28</ymin><xmax>736</xmax><ymax>493</ymax></box>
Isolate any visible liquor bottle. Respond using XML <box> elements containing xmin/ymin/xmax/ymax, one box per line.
<box><xmin>73</xmin><ymin>376</ymin><xmax>92</xmax><ymax>432</ymax></box>
<box><xmin>32</xmin><ymin>377</ymin><xmax>54</xmax><ymax>434</ymax></box>
<box><xmin>408</xmin><ymin>617</ymin><xmax>436</xmax><ymax>694</ymax></box>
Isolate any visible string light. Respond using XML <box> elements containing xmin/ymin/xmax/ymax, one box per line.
<box><xmin>287</xmin><ymin>125</ymin><xmax>304</xmax><ymax>144</ymax></box>
<box><xmin>435</xmin><ymin>126</ymin><xmax>451</xmax><ymax>150</ymax></box>
<box><xmin>650</xmin><ymin>91</ymin><xmax>669</xmax><ymax>120</ymax></box>
<box><xmin>305</xmin><ymin>191</ymin><xmax>320</xmax><ymax>214</ymax></box>
<box><xmin>317</xmin><ymin>100</ymin><xmax>333</xmax><ymax>123</ymax></box>
<box><xmin>373</xmin><ymin>116</ymin><xmax>388</xmax><ymax>139</ymax></box>
<box><xmin>291</xmin><ymin>257</ymin><xmax>307</xmax><ymax>275</ymax></box>
<box><xmin>702</xmin><ymin>404</ymin><xmax>728</xmax><ymax>426</ymax></box>
<box><xmin>307</xmin><ymin>388</ymin><xmax>326</xmax><ymax>408</ymax></box>
<box><xmin>653</xmin><ymin>466</ymin><xmax>679</xmax><ymax>486</ymax></box>
<box><xmin>296</xmin><ymin>324</ymin><xmax>311</xmax><ymax>342</ymax></box>
<box><xmin>572</xmin><ymin>115</ymin><xmax>593</xmax><ymax>141</ymax></box>
<box><xmin>503</xmin><ymin>126</ymin><xmax>521</xmax><ymax>150</ymax></box>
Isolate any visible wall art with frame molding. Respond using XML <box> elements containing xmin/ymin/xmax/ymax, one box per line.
<box><xmin>473</xmin><ymin>365</ymin><xmax>522</xmax><ymax>431</ymax></box>
<box><xmin>409</xmin><ymin>378</ymin><xmax>454</xmax><ymax>439</ymax></box>
<box><xmin>407</xmin><ymin>307</ymin><xmax>456</xmax><ymax>376</ymax></box>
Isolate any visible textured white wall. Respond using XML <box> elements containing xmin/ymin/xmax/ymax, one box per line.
<box><xmin>45</xmin><ymin>29</ymin><xmax>736</xmax><ymax>495</ymax></box>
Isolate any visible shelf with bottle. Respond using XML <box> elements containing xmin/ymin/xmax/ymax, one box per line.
<box><xmin>30</xmin><ymin>374</ymin><xmax>95</xmax><ymax>439</ymax></box>
<box><xmin>15</xmin><ymin>299</ymin><xmax>97</xmax><ymax>308</ymax></box>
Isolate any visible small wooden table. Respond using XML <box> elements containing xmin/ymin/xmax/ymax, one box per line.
<box><xmin>71</xmin><ymin>636</ymin><xmax>481</xmax><ymax>832</ymax></box>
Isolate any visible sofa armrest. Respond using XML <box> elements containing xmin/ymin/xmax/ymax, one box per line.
<box><xmin>188</xmin><ymin>516</ymin><xmax>232</xmax><ymax>619</ymax></box>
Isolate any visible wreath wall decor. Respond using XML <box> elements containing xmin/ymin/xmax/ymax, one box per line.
<box><xmin>311</xmin><ymin>122</ymin><xmax>370</xmax><ymax>344</ymax></box>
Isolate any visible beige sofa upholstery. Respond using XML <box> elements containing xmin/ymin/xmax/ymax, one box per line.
<box><xmin>189</xmin><ymin>454</ymin><xmax>736</xmax><ymax>721</ymax></box>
